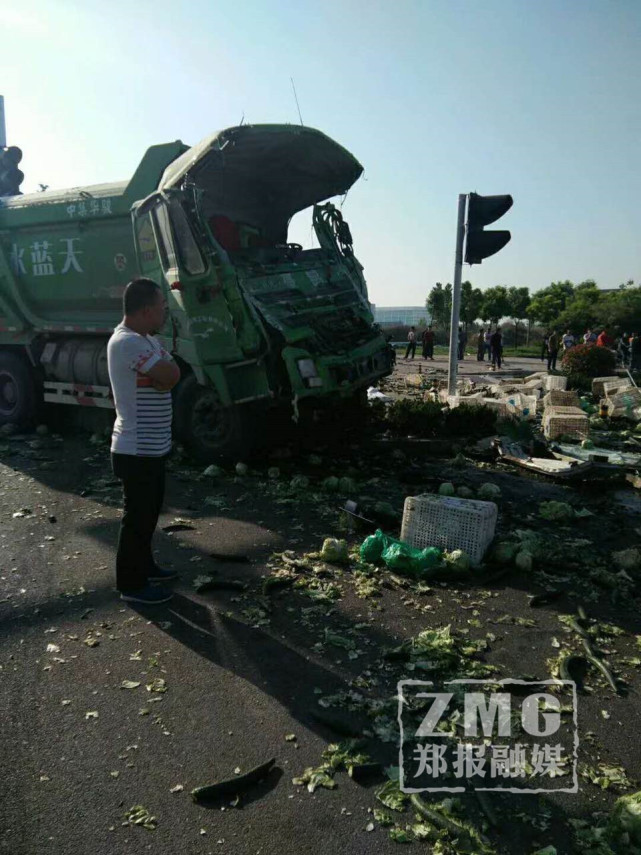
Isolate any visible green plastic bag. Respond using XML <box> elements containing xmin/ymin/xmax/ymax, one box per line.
<box><xmin>360</xmin><ymin>529</ymin><xmax>392</xmax><ymax>564</ymax></box>
<box><xmin>381</xmin><ymin>542</ymin><xmax>442</xmax><ymax>576</ymax></box>
<box><xmin>360</xmin><ymin>530</ymin><xmax>442</xmax><ymax>577</ymax></box>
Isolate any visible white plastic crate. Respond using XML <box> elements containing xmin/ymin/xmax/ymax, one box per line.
<box><xmin>543</xmin><ymin>390</ymin><xmax>580</xmax><ymax>408</ymax></box>
<box><xmin>446</xmin><ymin>393</ymin><xmax>485</xmax><ymax>408</ymax></box>
<box><xmin>401</xmin><ymin>494</ymin><xmax>497</xmax><ymax>565</ymax></box>
<box><xmin>543</xmin><ymin>375</ymin><xmax>568</xmax><ymax>391</ymax></box>
<box><xmin>603</xmin><ymin>378</ymin><xmax>632</xmax><ymax>398</ymax></box>
<box><xmin>503</xmin><ymin>393</ymin><xmax>537</xmax><ymax>419</ymax></box>
<box><xmin>592</xmin><ymin>375</ymin><xmax>622</xmax><ymax>397</ymax></box>
<box><xmin>543</xmin><ymin>405</ymin><xmax>584</xmax><ymax>416</ymax></box>
<box><xmin>543</xmin><ymin>412</ymin><xmax>589</xmax><ymax>440</ymax></box>
<box><xmin>604</xmin><ymin>386</ymin><xmax>641</xmax><ymax>417</ymax></box>
<box><xmin>478</xmin><ymin>397</ymin><xmax>510</xmax><ymax>416</ymax></box>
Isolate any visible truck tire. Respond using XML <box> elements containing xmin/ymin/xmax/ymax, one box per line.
<box><xmin>173</xmin><ymin>375</ymin><xmax>256</xmax><ymax>463</ymax></box>
<box><xmin>0</xmin><ymin>351</ymin><xmax>40</xmax><ymax>428</ymax></box>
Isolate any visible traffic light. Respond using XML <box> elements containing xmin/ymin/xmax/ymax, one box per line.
<box><xmin>0</xmin><ymin>146</ymin><xmax>24</xmax><ymax>196</ymax></box>
<box><xmin>464</xmin><ymin>192</ymin><xmax>512</xmax><ymax>265</ymax></box>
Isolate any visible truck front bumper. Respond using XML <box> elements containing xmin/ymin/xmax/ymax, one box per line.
<box><xmin>282</xmin><ymin>338</ymin><xmax>393</xmax><ymax>399</ymax></box>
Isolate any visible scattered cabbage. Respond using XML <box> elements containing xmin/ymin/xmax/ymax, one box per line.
<box><xmin>438</xmin><ymin>482</ymin><xmax>456</xmax><ymax>496</ymax></box>
<box><xmin>322</xmin><ymin>476</ymin><xmax>340</xmax><ymax>492</ymax></box>
<box><xmin>309</xmin><ymin>454</ymin><xmax>322</xmax><ymax>466</ymax></box>
<box><xmin>267</xmin><ymin>467</ymin><xmax>280</xmax><ymax>480</ymax></box>
<box><xmin>374</xmin><ymin>501</ymin><xmax>396</xmax><ymax>518</ymax></box>
<box><xmin>451</xmin><ymin>453</ymin><xmax>467</xmax><ymax>468</ymax></box>
<box><xmin>515</xmin><ymin>550</ymin><xmax>533</xmax><ymax>572</ymax></box>
<box><xmin>491</xmin><ymin>542</ymin><xmax>518</xmax><ymax>565</ymax></box>
<box><xmin>320</xmin><ymin>538</ymin><xmax>349</xmax><ymax>564</ymax></box>
<box><xmin>590</xmin><ymin>416</ymin><xmax>606</xmax><ymax>429</ymax></box>
<box><xmin>444</xmin><ymin>549</ymin><xmax>471</xmax><ymax>572</ymax></box>
<box><xmin>581</xmin><ymin>439</ymin><xmax>594</xmax><ymax>449</ymax></box>
<box><xmin>539</xmin><ymin>501</ymin><xmax>574</xmax><ymax>522</ymax></box>
<box><xmin>338</xmin><ymin>476</ymin><xmax>356</xmax><ymax>493</ymax></box>
<box><xmin>607</xmin><ymin>790</ymin><xmax>641</xmax><ymax>848</ymax></box>
<box><xmin>290</xmin><ymin>475</ymin><xmax>310</xmax><ymax>490</ymax></box>
<box><xmin>456</xmin><ymin>486</ymin><xmax>474</xmax><ymax>499</ymax></box>
<box><xmin>478</xmin><ymin>482</ymin><xmax>501</xmax><ymax>502</ymax></box>
<box><xmin>612</xmin><ymin>548</ymin><xmax>641</xmax><ymax>571</ymax></box>
<box><xmin>204</xmin><ymin>464</ymin><xmax>223</xmax><ymax>477</ymax></box>
<box><xmin>235</xmin><ymin>462</ymin><xmax>248</xmax><ymax>476</ymax></box>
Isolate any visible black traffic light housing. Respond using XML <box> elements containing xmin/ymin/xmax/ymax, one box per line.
<box><xmin>0</xmin><ymin>146</ymin><xmax>24</xmax><ymax>196</ymax></box>
<box><xmin>464</xmin><ymin>192</ymin><xmax>512</xmax><ymax>265</ymax></box>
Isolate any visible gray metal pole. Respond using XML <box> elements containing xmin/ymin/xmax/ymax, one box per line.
<box><xmin>0</xmin><ymin>96</ymin><xmax>6</xmax><ymax>148</ymax></box>
<box><xmin>447</xmin><ymin>194</ymin><xmax>467</xmax><ymax>396</ymax></box>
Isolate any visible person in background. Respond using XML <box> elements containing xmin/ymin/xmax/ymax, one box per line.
<box><xmin>596</xmin><ymin>328</ymin><xmax>614</xmax><ymax>348</ymax></box>
<box><xmin>547</xmin><ymin>330</ymin><xmax>560</xmax><ymax>371</ymax></box>
<box><xmin>562</xmin><ymin>329</ymin><xmax>575</xmax><ymax>351</ymax></box>
<box><xmin>630</xmin><ymin>333</ymin><xmax>641</xmax><ymax>371</ymax></box>
<box><xmin>404</xmin><ymin>326</ymin><xmax>417</xmax><ymax>360</ymax></box>
<box><xmin>484</xmin><ymin>328</ymin><xmax>492</xmax><ymax>359</ymax></box>
<box><xmin>422</xmin><ymin>325</ymin><xmax>435</xmax><ymax>360</ymax></box>
<box><xmin>541</xmin><ymin>331</ymin><xmax>550</xmax><ymax>362</ymax></box>
<box><xmin>490</xmin><ymin>326</ymin><xmax>503</xmax><ymax>371</ymax></box>
<box><xmin>458</xmin><ymin>325</ymin><xmax>467</xmax><ymax>360</ymax></box>
<box><xmin>583</xmin><ymin>328</ymin><xmax>597</xmax><ymax>344</ymax></box>
<box><xmin>617</xmin><ymin>332</ymin><xmax>630</xmax><ymax>368</ymax></box>
<box><xmin>477</xmin><ymin>328</ymin><xmax>485</xmax><ymax>361</ymax></box>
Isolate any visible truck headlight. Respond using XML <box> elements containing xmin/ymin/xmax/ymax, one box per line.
<box><xmin>297</xmin><ymin>358</ymin><xmax>318</xmax><ymax>379</ymax></box>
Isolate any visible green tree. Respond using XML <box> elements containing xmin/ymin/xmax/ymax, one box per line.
<box><xmin>555</xmin><ymin>280</ymin><xmax>601</xmax><ymax>333</ymax></box>
<box><xmin>481</xmin><ymin>285</ymin><xmax>510</xmax><ymax>325</ymax></box>
<box><xmin>599</xmin><ymin>286</ymin><xmax>641</xmax><ymax>332</ymax></box>
<box><xmin>426</xmin><ymin>282</ymin><xmax>453</xmax><ymax>330</ymax></box>
<box><xmin>460</xmin><ymin>281</ymin><xmax>484</xmax><ymax>330</ymax></box>
<box><xmin>506</xmin><ymin>286</ymin><xmax>531</xmax><ymax>346</ymax></box>
<box><xmin>527</xmin><ymin>281</ymin><xmax>575</xmax><ymax>326</ymax></box>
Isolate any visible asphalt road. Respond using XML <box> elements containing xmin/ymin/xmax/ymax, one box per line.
<box><xmin>1</xmin><ymin>381</ymin><xmax>640</xmax><ymax>854</ymax></box>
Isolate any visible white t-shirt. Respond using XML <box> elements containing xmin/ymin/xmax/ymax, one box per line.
<box><xmin>107</xmin><ymin>323</ymin><xmax>173</xmax><ymax>456</ymax></box>
<box><xmin>562</xmin><ymin>334</ymin><xmax>575</xmax><ymax>350</ymax></box>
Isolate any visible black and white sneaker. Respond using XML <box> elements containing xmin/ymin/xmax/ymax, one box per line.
<box><xmin>120</xmin><ymin>584</ymin><xmax>173</xmax><ymax>604</ymax></box>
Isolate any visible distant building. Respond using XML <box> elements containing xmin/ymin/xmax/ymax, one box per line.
<box><xmin>374</xmin><ymin>306</ymin><xmax>431</xmax><ymax>327</ymax></box>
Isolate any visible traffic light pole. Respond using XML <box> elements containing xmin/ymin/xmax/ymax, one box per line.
<box><xmin>447</xmin><ymin>194</ymin><xmax>467</xmax><ymax>396</ymax></box>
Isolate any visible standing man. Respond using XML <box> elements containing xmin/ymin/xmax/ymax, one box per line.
<box><xmin>476</xmin><ymin>328</ymin><xmax>485</xmax><ymax>361</ymax></box>
<box><xmin>484</xmin><ymin>328</ymin><xmax>492</xmax><ymax>359</ymax></box>
<box><xmin>617</xmin><ymin>332</ymin><xmax>630</xmax><ymax>367</ymax></box>
<box><xmin>421</xmin><ymin>325</ymin><xmax>435</xmax><ymax>360</ymax></box>
<box><xmin>547</xmin><ymin>330</ymin><xmax>560</xmax><ymax>371</ymax></box>
<box><xmin>562</xmin><ymin>329</ymin><xmax>575</xmax><ymax>352</ymax></box>
<box><xmin>630</xmin><ymin>333</ymin><xmax>641</xmax><ymax>371</ymax></box>
<box><xmin>490</xmin><ymin>327</ymin><xmax>503</xmax><ymax>371</ymax></box>
<box><xmin>457</xmin><ymin>326</ymin><xmax>467</xmax><ymax>360</ymax></box>
<box><xmin>107</xmin><ymin>278</ymin><xmax>181</xmax><ymax>605</ymax></box>
<box><xmin>596</xmin><ymin>329</ymin><xmax>614</xmax><ymax>348</ymax></box>
<box><xmin>583</xmin><ymin>329</ymin><xmax>597</xmax><ymax>344</ymax></box>
<box><xmin>404</xmin><ymin>326</ymin><xmax>417</xmax><ymax>360</ymax></box>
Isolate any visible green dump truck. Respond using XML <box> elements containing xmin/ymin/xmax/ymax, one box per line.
<box><xmin>0</xmin><ymin>124</ymin><xmax>392</xmax><ymax>460</ymax></box>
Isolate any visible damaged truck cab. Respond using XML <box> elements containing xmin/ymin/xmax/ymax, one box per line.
<box><xmin>0</xmin><ymin>124</ymin><xmax>392</xmax><ymax>460</ymax></box>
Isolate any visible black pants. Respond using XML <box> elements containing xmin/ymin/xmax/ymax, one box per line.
<box><xmin>547</xmin><ymin>349</ymin><xmax>558</xmax><ymax>371</ymax></box>
<box><xmin>112</xmin><ymin>453</ymin><xmax>166</xmax><ymax>592</ymax></box>
<box><xmin>404</xmin><ymin>342</ymin><xmax>416</xmax><ymax>359</ymax></box>
<box><xmin>422</xmin><ymin>343</ymin><xmax>434</xmax><ymax>359</ymax></box>
<box><xmin>491</xmin><ymin>348</ymin><xmax>502</xmax><ymax>369</ymax></box>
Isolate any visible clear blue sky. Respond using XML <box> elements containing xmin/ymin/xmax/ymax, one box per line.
<box><xmin>2</xmin><ymin>0</ymin><xmax>639</xmax><ymax>305</ymax></box>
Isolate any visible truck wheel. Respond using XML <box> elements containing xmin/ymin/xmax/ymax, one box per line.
<box><xmin>0</xmin><ymin>351</ymin><xmax>39</xmax><ymax>428</ymax></box>
<box><xmin>173</xmin><ymin>375</ymin><xmax>255</xmax><ymax>463</ymax></box>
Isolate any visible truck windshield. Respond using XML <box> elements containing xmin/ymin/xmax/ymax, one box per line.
<box><xmin>168</xmin><ymin>202</ymin><xmax>206</xmax><ymax>276</ymax></box>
